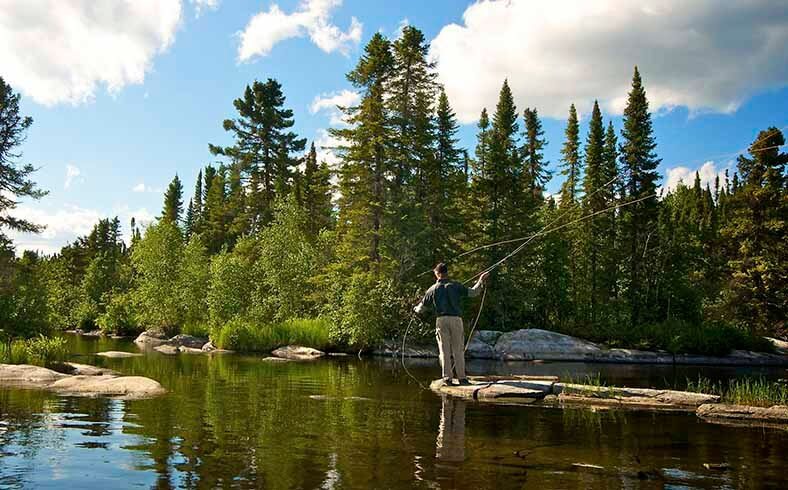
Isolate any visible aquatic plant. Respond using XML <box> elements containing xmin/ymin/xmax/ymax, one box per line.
<box><xmin>0</xmin><ymin>335</ymin><xmax>68</xmax><ymax>368</ymax></box>
<box><xmin>686</xmin><ymin>375</ymin><xmax>788</xmax><ymax>407</ymax></box>
<box><xmin>211</xmin><ymin>317</ymin><xmax>333</xmax><ymax>352</ymax></box>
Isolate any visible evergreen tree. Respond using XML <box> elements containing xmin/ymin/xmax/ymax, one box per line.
<box><xmin>602</xmin><ymin>121</ymin><xmax>621</xmax><ymax>308</ymax></box>
<box><xmin>559</xmin><ymin>104</ymin><xmax>581</xmax><ymax>207</ymax></box>
<box><xmin>161</xmin><ymin>174</ymin><xmax>184</xmax><ymax>225</ymax></box>
<box><xmin>521</xmin><ymin>107</ymin><xmax>550</xmax><ymax>197</ymax></box>
<box><xmin>721</xmin><ymin>128</ymin><xmax>787</xmax><ymax>335</ymax></box>
<box><xmin>210</xmin><ymin>79</ymin><xmax>306</xmax><ymax>230</ymax></box>
<box><xmin>184</xmin><ymin>198</ymin><xmax>196</xmax><ymax>239</ymax></box>
<box><xmin>619</xmin><ymin>66</ymin><xmax>661</xmax><ymax>327</ymax></box>
<box><xmin>331</xmin><ymin>33</ymin><xmax>395</xmax><ymax>269</ymax></box>
<box><xmin>302</xmin><ymin>143</ymin><xmax>333</xmax><ymax>237</ymax></box>
<box><xmin>581</xmin><ymin>101</ymin><xmax>607</xmax><ymax>323</ymax></box>
<box><xmin>191</xmin><ymin>170</ymin><xmax>203</xmax><ymax>235</ymax></box>
<box><xmin>203</xmin><ymin>170</ymin><xmax>228</xmax><ymax>254</ymax></box>
<box><xmin>0</xmin><ymin>77</ymin><xmax>47</xmax><ymax>233</ymax></box>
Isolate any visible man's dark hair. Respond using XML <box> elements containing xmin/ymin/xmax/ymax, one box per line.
<box><xmin>434</xmin><ymin>262</ymin><xmax>448</xmax><ymax>275</ymax></box>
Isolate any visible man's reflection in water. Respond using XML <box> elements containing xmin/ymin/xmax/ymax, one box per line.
<box><xmin>436</xmin><ymin>395</ymin><xmax>466</xmax><ymax>462</ymax></box>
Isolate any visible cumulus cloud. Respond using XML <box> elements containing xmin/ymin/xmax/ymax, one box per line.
<box><xmin>314</xmin><ymin>128</ymin><xmax>344</xmax><ymax>168</ymax></box>
<box><xmin>8</xmin><ymin>204</ymin><xmax>155</xmax><ymax>255</ymax></box>
<box><xmin>132</xmin><ymin>182</ymin><xmax>162</xmax><ymax>193</ymax></box>
<box><xmin>191</xmin><ymin>0</ymin><xmax>220</xmax><ymax>17</ymax></box>
<box><xmin>431</xmin><ymin>0</ymin><xmax>788</xmax><ymax>122</ymax></box>
<box><xmin>64</xmin><ymin>165</ymin><xmax>82</xmax><ymax>189</ymax></box>
<box><xmin>662</xmin><ymin>161</ymin><xmax>730</xmax><ymax>195</ymax></box>
<box><xmin>0</xmin><ymin>1</ymin><xmax>182</xmax><ymax>106</ymax></box>
<box><xmin>238</xmin><ymin>0</ymin><xmax>362</xmax><ymax>61</ymax></box>
<box><xmin>310</xmin><ymin>89</ymin><xmax>360</xmax><ymax>125</ymax></box>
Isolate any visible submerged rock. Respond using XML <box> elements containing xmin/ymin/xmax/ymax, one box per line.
<box><xmin>134</xmin><ymin>329</ymin><xmax>169</xmax><ymax>347</ymax></box>
<box><xmin>96</xmin><ymin>351</ymin><xmax>142</xmax><ymax>358</ymax></box>
<box><xmin>64</xmin><ymin>362</ymin><xmax>117</xmax><ymax>376</ymax></box>
<box><xmin>0</xmin><ymin>364</ymin><xmax>165</xmax><ymax>399</ymax></box>
<box><xmin>50</xmin><ymin>375</ymin><xmax>166</xmax><ymax>399</ymax></box>
<box><xmin>271</xmin><ymin>345</ymin><xmax>325</xmax><ymax>361</ymax></box>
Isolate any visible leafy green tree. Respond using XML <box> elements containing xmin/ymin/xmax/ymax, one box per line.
<box><xmin>132</xmin><ymin>221</ymin><xmax>184</xmax><ymax>333</ymax></box>
<box><xmin>207</xmin><ymin>251</ymin><xmax>252</xmax><ymax>327</ymax></box>
<box><xmin>179</xmin><ymin>234</ymin><xmax>210</xmax><ymax>329</ymax></box>
<box><xmin>162</xmin><ymin>174</ymin><xmax>184</xmax><ymax>224</ymax></box>
<box><xmin>0</xmin><ymin>248</ymin><xmax>50</xmax><ymax>342</ymax></box>
<box><xmin>619</xmin><ymin>66</ymin><xmax>661</xmax><ymax>327</ymax></box>
<box><xmin>0</xmin><ymin>77</ymin><xmax>47</xmax><ymax>234</ymax></box>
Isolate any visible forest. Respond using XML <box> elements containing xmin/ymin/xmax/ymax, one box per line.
<box><xmin>1</xmin><ymin>26</ymin><xmax>785</xmax><ymax>356</ymax></box>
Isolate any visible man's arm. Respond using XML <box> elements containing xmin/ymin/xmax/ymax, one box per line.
<box><xmin>467</xmin><ymin>272</ymin><xmax>489</xmax><ymax>298</ymax></box>
<box><xmin>414</xmin><ymin>287</ymin><xmax>434</xmax><ymax>314</ymax></box>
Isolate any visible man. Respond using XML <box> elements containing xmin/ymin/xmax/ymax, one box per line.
<box><xmin>415</xmin><ymin>263</ymin><xmax>489</xmax><ymax>385</ymax></box>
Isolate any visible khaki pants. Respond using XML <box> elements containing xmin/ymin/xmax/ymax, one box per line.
<box><xmin>436</xmin><ymin>316</ymin><xmax>465</xmax><ymax>379</ymax></box>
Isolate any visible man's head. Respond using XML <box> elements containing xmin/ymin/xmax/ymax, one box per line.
<box><xmin>433</xmin><ymin>262</ymin><xmax>448</xmax><ymax>280</ymax></box>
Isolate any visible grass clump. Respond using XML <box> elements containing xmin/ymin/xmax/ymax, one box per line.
<box><xmin>686</xmin><ymin>375</ymin><xmax>788</xmax><ymax>407</ymax></box>
<box><xmin>211</xmin><ymin>317</ymin><xmax>332</xmax><ymax>353</ymax></box>
<box><xmin>1</xmin><ymin>335</ymin><xmax>68</xmax><ymax>368</ymax></box>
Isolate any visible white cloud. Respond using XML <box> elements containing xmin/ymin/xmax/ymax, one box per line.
<box><xmin>310</xmin><ymin>89</ymin><xmax>360</xmax><ymax>125</ymax></box>
<box><xmin>431</xmin><ymin>0</ymin><xmax>788</xmax><ymax>122</ymax></box>
<box><xmin>7</xmin><ymin>204</ymin><xmax>156</xmax><ymax>255</ymax></box>
<box><xmin>238</xmin><ymin>0</ymin><xmax>362</xmax><ymax>61</ymax></box>
<box><xmin>0</xmin><ymin>1</ymin><xmax>182</xmax><ymax>106</ymax></box>
<box><xmin>64</xmin><ymin>165</ymin><xmax>82</xmax><ymax>189</ymax></box>
<box><xmin>132</xmin><ymin>182</ymin><xmax>162</xmax><ymax>193</ymax></box>
<box><xmin>191</xmin><ymin>0</ymin><xmax>220</xmax><ymax>17</ymax></box>
<box><xmin>662</xmin><ymin>161</ymin><xmax>730</xmax><ymax>195</ymax></box>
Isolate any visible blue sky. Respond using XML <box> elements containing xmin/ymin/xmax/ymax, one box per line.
<box><xmin>5</xmin><ymin>0</ymin><xmax>788</xmax><ymax>253</ymax></box>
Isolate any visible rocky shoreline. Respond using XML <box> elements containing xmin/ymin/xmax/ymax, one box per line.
<box><xmin>376</xmin><ymin>328</ymin><xmax>788</xmax><ymax>366</ymax></box>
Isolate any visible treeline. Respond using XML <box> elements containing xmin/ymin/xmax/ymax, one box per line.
<box><xmin>0</xmin><ymin>26</ymin><xmax>785</xmax><ymax>353</ymax></box>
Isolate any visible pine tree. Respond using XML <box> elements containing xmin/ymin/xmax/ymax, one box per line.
<box><xmin>210</xmin><ymin>79</ymin><xmax>306</xmax><ymax>230</ymax></box>
<box><xmin>619</xmin><ymin>66</ymin><xmax>661</xmax><ymax>327</ymax></box>
<box><xmin>602</xmin><ymin>121</ymin><xmax>621</xmax><ymax>308</ymax></box>
<box><xmin>0</xmin><ymin>77</ymin><xmax>47</xmax><ymax>233</ymax></box>
<box><xmin>184</xmin><ymin>198</ymin><xmax>196</xmax><ymax>239</ymax></box>
<box><xmin>559</xmin><ymin>104</ymin><xmax>581</xmax><ymax>207</ymax></box>
<box><xmin>331</xmin><ymin>33</ymin><xmax>395</xmax><ymax>269</ymax></box>
<box><xmin>225</xmin><ymin>164</ymin><xmax>248</xmax><ymax>247</ymax></box>
<box><xmin>191</xmin><ymin>170</ymin><xmax>203</xmax><ymax>235</ymax></box>
<box><xmin>161</xmin><ymin>174</ymin><xmax>184</xmax><ymax>225</ymax></box>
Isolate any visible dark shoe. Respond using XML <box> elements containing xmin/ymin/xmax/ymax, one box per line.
<box><xmin>457</xmin><ymin>378</ymin><xmax>472</xmax><ymax>386</ymax></box>
<box><xmin>441</xmin><ymin>377</ymin><xmax>452</xmax><ymax>385</ymax></box>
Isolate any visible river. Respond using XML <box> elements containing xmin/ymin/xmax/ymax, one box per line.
<box><xmin>1</xmin><ymin>334</ymin><xmax>787</xmax><ymax>488</ymax></box>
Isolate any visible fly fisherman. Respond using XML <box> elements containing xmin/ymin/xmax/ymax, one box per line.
<box><xmin>414</xmin><ymin>263</ymin><xmax>489</xmax><ymax>385</ymax></box>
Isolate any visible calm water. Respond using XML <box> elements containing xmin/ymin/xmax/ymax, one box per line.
<box><xmin>1</xmin><ymin>335</ymin><xmax>787</xmax><ymax>489</ymax></box>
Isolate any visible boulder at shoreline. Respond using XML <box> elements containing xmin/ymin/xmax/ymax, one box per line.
<box><xmin>96</xmin><ymin>351</ymin><xmax>142</xmax><ymax>358</ymax></box>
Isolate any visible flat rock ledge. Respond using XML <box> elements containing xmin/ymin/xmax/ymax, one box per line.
<box><xmin>271</xmin><ymin>345</ymin><xmax>326</xmax><ymax>361</ymax></box>
<box><xmin>431</xmin><ymin>376</ymin><xmax>720</xmax><ymax>410</ymax></box>
<box><xmin>697</xmin><ymin>403</ymin><xmax>788</xmax><ymax>424</ymax></box>
<box><xmin>383</xmin><ymin>328</ymin><xmax>788</xmax><ymax>366</ymax></box>
<box><xmin>0</xmin><ymin>364</ymin><xmax>165</xmax><ymax>400</ymax></box>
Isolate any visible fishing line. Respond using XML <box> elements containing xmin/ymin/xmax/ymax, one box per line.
<box><xmin>400</xmin><ymin>315</ymin><xmax>429</xmax><ymax>390</ymax></box>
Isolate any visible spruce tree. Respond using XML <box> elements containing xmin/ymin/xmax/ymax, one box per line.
<box><xmin>581</xmin><ymin>101</ymin><xmax>606</xmax><ymax>323</ymax></box>
<box><xmin>161</xmin><ymin>174</ymin><xmax>184</xmax><ymax>225</ymax></box>
<box><xmin>331</xmin><ymin>33</ymin><xmax>394</xmax><ymax>269</ymax></box>
<box><xmin>191</xmin><ymin>170</ymin><xmax>203</xmax><ymax>234</ymax></box>
<box><xmin>521</xmin><ymin>107</ymin><xmax>550</xmax><ymax>198</ymax></box>
<box><xmin>559</xmin><ymin>104</ymin><xmax>581</xmax><ymax>207</ymax></box>
<box><xmin>602</xmin><ymin>121</ymin><xmax>621</xmax><ymax>307</ymax></box>
<box><xmin>302</xmin><ymin>143</ymin><xmax>333</xmax><ymax>237</ymax></box>
<box><xmin>203</xmin><ymin>170</ymin><xmax>227</xmax><ymax>254</ymax></box>
<box><xmin>619</xmin><ymin>66</ymin><xmax>661</xmax><ymax>327</ymax></box>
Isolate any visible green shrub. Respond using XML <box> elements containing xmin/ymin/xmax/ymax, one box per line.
<box><xmin>182</xmin><ymin>322</ymin><xmax>210</xmax><ymax>338</ymax></box>
<box><xmin>97</xmin><ymin>292</ymin><xmax>138</xmax><ymax>335</ymax></box>
<box><xmin>686</xmin><ymin>375</ymin><xmax>788</xmax><ymax>407</ymax></box>
<box><xmin>211</xmin><ymin>317</ymin><xmax>332</xmax><ymax>352</ymax></box>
